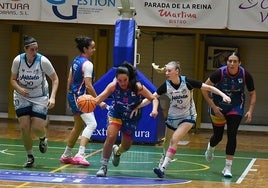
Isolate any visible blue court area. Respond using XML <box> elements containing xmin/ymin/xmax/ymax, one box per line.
<box><xmin>0</xmin><ymin>138</ymin><xmax>267</xmax><ymax>186</ymax></box>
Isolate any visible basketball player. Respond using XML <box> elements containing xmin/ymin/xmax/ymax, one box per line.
<box><xmin>134</xmin><ymin>61</ymin><xmax>231</xmax><ymax>178</ymax></box>
<box><xmin>60</xmin><ymin>36</ymin><xmax>106</xmax><ymax>166</ymax></box>
<box><xmin>10</xmin><ymin>35</ymin><xmax>59</xmax><ymax>167</ymax></box>
<box><xmin>95</xmin><ymin>62</ymin><xmax>159</xmax><ymax>177</ymax></box>
<box><xmin>203</xmin><ymin>52</ymin><xmax>256</xmax><ymax>178</ymax></box>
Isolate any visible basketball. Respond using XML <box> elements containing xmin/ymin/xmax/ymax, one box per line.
<box><xmin>77</xmin><ymin>94</ymin><xmax>97</xmax><ymax>113</ymax></box>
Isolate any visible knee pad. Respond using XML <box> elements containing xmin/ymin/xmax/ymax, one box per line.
<box><xmin>81</xmin><ymin>113</ymin><xmax>97</xmax><ymax>139</ymax></box>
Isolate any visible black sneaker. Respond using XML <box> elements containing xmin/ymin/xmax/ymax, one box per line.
<box><xmin>39</xmin><ymin>137</ymin><xmax>48</xmax><ymax>153</ymax></box>
<box><xmin>23</xmin><ymin>155</ymin><xmax>34</xmax><ymax>168</ymax></box>
<box><xmin>153</xmin><ymin>167</ymin><xmax>165</xmax><ymax>178</ymax></box>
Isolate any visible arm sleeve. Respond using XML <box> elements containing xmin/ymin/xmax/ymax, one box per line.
<box><xmin>11</xmin><ymin>55</ymin><xmax>20</xmax><ymax>74</ymax></box>
<box><xmin>41</xmin><ymin>56</ymin><xmax>56</xmax><ymax>76</ymax></box>
<box><xmin>156</xmin><ymin>82</ymin><xmax>167</xmax><ymax>95</ymax></box>
<box><xmin>245</xmin><ymin>70</ymin><xmax>255</xmax><ymax>92</ymax></box>
<box><xmin>209</xmin><ymin>69</ymin><xmax>222</xmax><ymax>84</ymax></box>
<box><xmin>186</xmin><ymin>77</ymin><xmax>203</xmax><ymax>89</ymax></box>
<box><xmin>83</xmin><ymin>61</ymin><xmax>93</xmax><ymax>78</ymax></box>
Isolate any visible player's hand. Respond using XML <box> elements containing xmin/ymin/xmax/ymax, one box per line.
<box><xmin>48</xmin><ymin>98</ymin><xmax>55</xmax><ymax>109</ymax></box>
<box><xmin>244</xmin><ymin>111</ymin><xmax>252</xmax><ymax>123</ymax></box>
<box><xmin>99</xmin><ymin>102</ymin><xmax>107</xmax><ymax>109</ymax></box>
<box><xmin>222</xmin><ymin>96</ymin><xmax>231</xmax><ymax>103</ymax></box>
<box><xmin>150</xmin><ymin>110</ymin><xmax>158</xmax><ymax>118</ymax></box>
<box><xmin>212</xmin><ymin>106</ymin><xmax>224</xmax><ymax>118</ymax></box>
<box><xmin>130</xmin><ymin>108</ymin><xmax>139</xmax><ymax>119</ymax></box>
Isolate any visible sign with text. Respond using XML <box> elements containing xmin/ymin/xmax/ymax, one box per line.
<box><xmin>228</xmin><ymin>0</ymin><xmax>268</xmax><ymax>32</ymax></box>
<box><xmin>0</xmin><ymin>0</ymin><xmax>40</xmax><ymax>20</ymax></box>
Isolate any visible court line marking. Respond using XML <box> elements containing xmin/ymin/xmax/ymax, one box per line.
<box><xmin>236</xmin><ymin>158</ymin><xmax>256</xmax><ymax>184</ymax></box>
<box><xmin>15</xmin><ymin>149</ymin><xmax>103</xmax><ymax>188</ymax></box>
<box><xmin>1</xmin><ymin>143</ymin><xmax>267</xmax><ymax>161</ymax></box>
<box><xmin>0</xmin><ymin>143</ymin><xmax>265</xmax><ymax>186</ymax></box>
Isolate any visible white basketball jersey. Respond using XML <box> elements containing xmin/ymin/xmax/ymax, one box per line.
<box><xmin>166</xmin><ymin>76</ymin><xmax>197</xmax><ymax>119</ymax></box>
<box><xmin>16</xmin><ymin>53</ymin><xmax>48</xmax><ymax>97</ymax></box>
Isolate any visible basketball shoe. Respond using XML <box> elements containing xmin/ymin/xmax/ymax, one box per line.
<box><xmin>222</xmin><ymin>166</ymin><xmax>232</xmax><ymax>178</ymax></box>
<box><xmin>23</xmin><ymin>155</ymin><xmax>34</xmax><ymax>168</ymax></box>
<box><xmin>112</xmin><ymin>145</ymin><xmax>120</xmax><ymax>167</ymax></box>
<box><xmin>72</xmin><ymin>154</ymin><xmax>90</xmax><ymax>166</ymax></box>
<box><xmin>153</xmin><ymin>167</ymin><xmax>165</xmax><ymax>178</ymax></box>
<box><xmin>96</xmin><ymin>165</ymin><xmax>107</xmax><ymax>177</ymax></box>
<box><xmin>39</xmin><ymin>137</ymin><xmax>48</xmax><ymax>153</ymax></box>
<box><xmin>205</xmin><ymin>142</ymin><xmax>215</xmax><ymax>162</ymax></box>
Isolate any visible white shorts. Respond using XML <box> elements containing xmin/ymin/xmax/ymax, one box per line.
<box><xmin>166</xmin><ymin>115</ymin><xmax>196</xmax><ymax>130</ymax></box>
<box><xmin>13</xmin><ymin>91</ymin><xmax>48</xmax><ymax>119</ymax></box>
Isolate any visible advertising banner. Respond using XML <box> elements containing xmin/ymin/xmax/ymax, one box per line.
<box><xmin>228</xmin><ymin>0</ymin><xmax>268</xmax><ymax>32</ymax></box>
<box><xmin>134</xmin><ymin>0</ymin><xmax>228</xmax><ymax>29</ymax></box>
<box><xmin>0</xmin><ymin>0</ymin><xmax>40</xmax><ymax>20</ymax></box>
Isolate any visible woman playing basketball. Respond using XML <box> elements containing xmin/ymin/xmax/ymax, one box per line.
<box><xmin>10</xmin><ymin>35</ymin><xmax>59</xmax><ymax>167</ymax></box>
<box><xmin>60</xmin><ymin>36</ymin><xmax>106</xmax><ymax>166</ymax></box>
<box><xmin>203</xmin><ymin>52</ymin><xmax>256</xmax><ymax>178</ymax></box>
<box><xmin>95</xmin><ymin>62</ymin><xmax>159</xmax><ymax>177</ymax></box>
<box><xmin>135</xmin><ymin>61</ymin><xmax>231</xmax><ymax>178</ymax></box>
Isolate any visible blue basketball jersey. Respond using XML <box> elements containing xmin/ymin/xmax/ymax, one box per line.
<box><xmin>213</xmin><ymin>66</ymin><xmax>245</xmax><ymax>114</ymax></box>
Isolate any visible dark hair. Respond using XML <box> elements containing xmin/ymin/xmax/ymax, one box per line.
<box><xmin>229</xmin><ymin>51</ymin><xmax>241</xmax><ymax>61</ymax></box>
<box><xmin>75</xmin><ymin>36</ymin><xmax>94</xmax><ymax>53</ymax></box>
<box><xmin>116</xmin><ymin>61</ymin><xmax>138</xmax><ymax>93</ymax></box>
<box><xmin>23</xmin><ymin>35</ymin><xmax>37</xmax><ymax>47</ymax></box>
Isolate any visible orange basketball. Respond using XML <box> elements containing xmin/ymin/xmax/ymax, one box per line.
<box><xmin>77</xmin><ymin>94</ymin><xmax>97</xmax><ymax>113</ymax></box>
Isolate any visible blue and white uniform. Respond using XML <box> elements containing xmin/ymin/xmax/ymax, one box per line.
<box><xmin>67</xmin><ymin>55</ymin><xmax>94</xmax><ymax>114</ymax></box>
<box><xmin>11</xmin><ymin>53</ymin><xmax>55</xmax><ymax>119</ymax></box>
<box><xmin>157</xmin><ymin>76</ymin><xmax>202</xmax><ymax>130</ymax></box>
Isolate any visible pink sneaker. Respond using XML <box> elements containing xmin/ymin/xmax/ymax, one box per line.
<box><xmin>72</xmin><ymin>154</ymin><xmax>90</xmax><ymax>166</ymax></box>
<box><xmin>60</xmin><ymin>156</ymin><xmax>74</xmax><ymax>164</ymax></box>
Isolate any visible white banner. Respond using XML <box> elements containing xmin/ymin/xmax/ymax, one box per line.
<box><xmin>0</xmin><ymin>0</ymin><xmax>267</xmax><ymax>32</ymax></box>
<box><xmin>134</xmin><ymin>0</ymin><xmax>228</xmax><ymax>29</ymax></box>
<box><xmin>41</xmin><ymin>0</ymin><xmax>119</xmax><ymax>24</ymax></box>
<box><xmin>0</xmin><ymin>0</ymin><xmax>40</xmax><ymax>20</ymax></box>
<box><xmin>228</xmin><ymin>0</ymin><xmax>268</xmax><ymax>32</ymax></box>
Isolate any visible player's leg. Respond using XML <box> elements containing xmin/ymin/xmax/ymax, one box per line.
<box><xmin>205</xmin><ymin>114</ymin><xmax>226</xmax><ymax>162</ymax></box>
<box><xmin>112</xmin><ymin>133</ymin><xmax>133</xmax><ymax>167</ymax></box>
<box><xmin>72</xmin><ymin>112</ymin><xmax>97</xmax><ymax>166</ymax></box>
<box><xmin>222</xmin><ymin>115</ymin><xmax>242</xmax><ymax>178</ymax></box>
<box><xmin>60</xmin><ymin>115</ymin><xmax>84</xmax><ymax>163</ymax></box>
<box><xmin>96</xmin><ymin>122</ymin><xmax>121</xmax><ymax>177</ymax></box>
<box><xmin>18</xmin><ymin>115</ymin><xmax>35</xmax><ymax>167</ymax></box>
<box><xmin>154</xmin><ymin>122</ymin><xmax>192</xmax><ymax>178</ymax></box>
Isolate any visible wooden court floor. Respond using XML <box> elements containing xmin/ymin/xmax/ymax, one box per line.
<box><xmin>0</xmin><ymin>119</ymin><xmax>267</xmax><ymax>188</ymax></box>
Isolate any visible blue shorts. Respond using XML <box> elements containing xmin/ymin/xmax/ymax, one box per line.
<box><xmin>108</xmin><ymin>107</ymin><xmax>141</xmax><ymax>140</ymax></box>
<box><xmin>67</xmin><ymin>92</ymin><xmax>82</xmax><ymax>115</ymax></box>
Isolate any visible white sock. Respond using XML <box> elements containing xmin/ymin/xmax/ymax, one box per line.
<box><xmin>78</xmin><ymin>146</ymin><xmax>86</xmax><ymax>156</ymax></box>
<box><xmin>225</xmin><ymin>159</ymin><xmax>232</xmax><ymax>167</ymax></box>
<box><xmin>101</xmin><ymin>158</ymin><xmax>109</xmax><ymax>166</ymax></box>
<box><xmin>207</xmin><ymin>142</ymin><xmax>215</xmax><ymax>151</ymax></box>
<box><xmin>161</xmin><ymin>156</ymin><xmax>171</xmax><ymax>171</ymax></box>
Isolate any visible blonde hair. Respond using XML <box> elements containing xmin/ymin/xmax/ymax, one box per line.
<box><xmin>165</xmin><ymin>61</ymin><xmax>181</xmax><ymax>72</ymax></box>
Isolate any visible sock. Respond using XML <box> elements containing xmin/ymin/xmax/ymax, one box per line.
<box><xmin>207</xmin><ymin>142</ymin><xmax>215</xmax><ymax>151</ymax></box>
<box><xmin>101</xmin><ymin>158</ymin><xmax>109</xmax><ymax>166</ymax></box>
<box><xmin>161</xmin><ymin>156</ymin><xmax>171</xmax><ymax>171</ymax></box>
<box><xmin>78</xmin><ymin>146</ymin><xmax>86</xmax><ymax>156</ymax></box>
<box><xmin>225</xmin><ymin>159</ymin><xmax>232</xmax><ymax>168</ymax></box>
<box><xmin>63</xmin><ymin>146</ymin><xmax>72</xmax><ymax>157</ymax></box>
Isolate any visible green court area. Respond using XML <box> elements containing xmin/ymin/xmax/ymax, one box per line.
<box><xmin>0</xmin><ymin>138</ymin><xmax>267</xmax><ymax>184</ymax></box>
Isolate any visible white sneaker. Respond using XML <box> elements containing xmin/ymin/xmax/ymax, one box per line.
<box><xmin>112</xmin><ymin>145</ymin><xmax>120</xmax><ymax>167</ymax></box>
<box><xmin>205</xmin><ymin>143</ymin><xmax>214</xmax><ymax>162</ymax></box>
<box><xmin>96</xmin><ymin>165</ymin><xmax>107</xmax><ymax>177</ymax></box>
<box><xmin>222</xmin><ymin>167</ymin><xmax>232</xmax><ymax>178</ymax></box>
